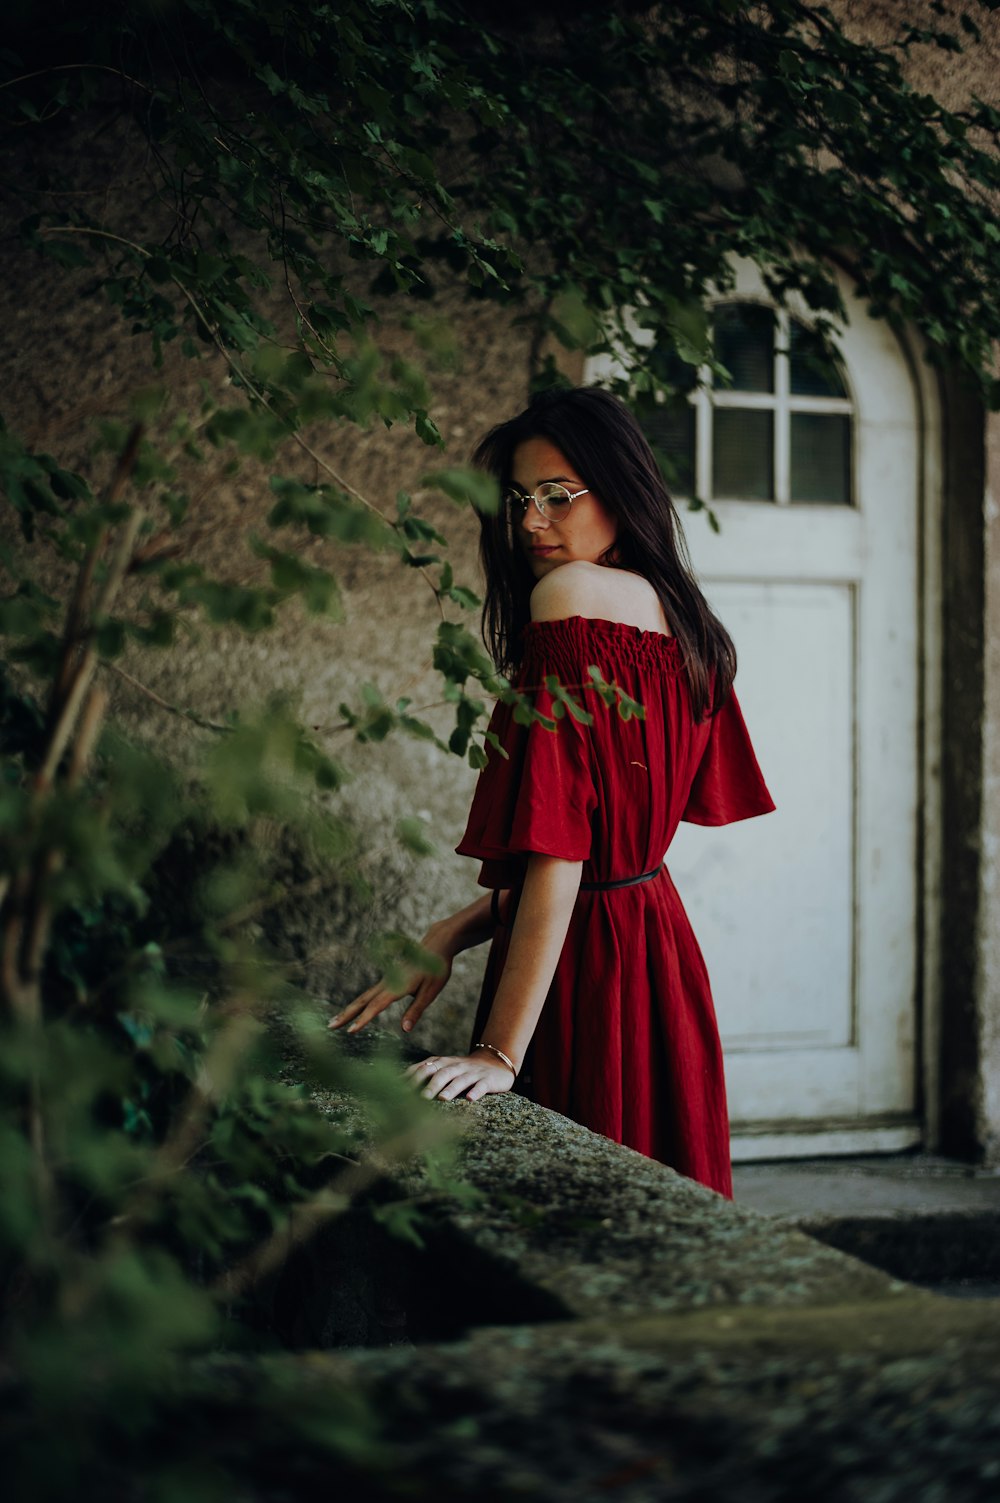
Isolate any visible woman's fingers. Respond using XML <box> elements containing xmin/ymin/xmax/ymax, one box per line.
<box><xmin>464</xmin><ymin>1079</ymin><xmax>494</xmax><ymax>1103</ymax></box>
<box><xmin>343</xmin><ymin>1001</ymin><xmax>383</xmax><ymax>1034</ymax></box>
<box><xmin>401</xmin><ymin>951</ymin><xmax>452</xmax><ymax>1032</ymax></box>
<box><xmin>403</xmin><ymin>1055</ymin><xmax>456</xmax><ymax>1096</ymax></box>
<box><xmin>328</xmin><ymin>994</ymin><xmax>374</xmax><ymax>1031</ymax></box>
<box><xmin>331</xmin><ymin>953</ymin><xmax>452</xmax><ymax>1034</ymax></box>
<box><xmin>403</xmin><ymin>1055</ymin><xmax>439</xmax><ymax>1078</ymax></box>
<box><xmin>434</xmin><ymin>1070</ymin><xmax>478</xmax><ymax>1102</ymax></box>
<box><xmin>327</xmin><ymin>993</ymin><xmax>371</xmax><ymax>1031</ymax></box>
<box><xmin>328</xmin><ymin>982</ymin><xmax>401</xmax><ymax>1032</ymax></box>
<box><xmin>403</xmin><ymin>1054</ymin><xmax>513</xmax><ymax>1101</ymax></box>
<box><xmin>400</xmin><ymin>976</ymin><xmax>444</xmax><ymax>1033</ymax></box>
<box><xmin>419</xmin><ymin>1060</ymin><xmax>470</xmax><ymax>1099</ymax></box>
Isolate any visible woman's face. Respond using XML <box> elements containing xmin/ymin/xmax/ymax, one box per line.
<box><xmin>510</xmin><ymin>437</ymin><xmax>619</xmax><ymax>580</ymax></box>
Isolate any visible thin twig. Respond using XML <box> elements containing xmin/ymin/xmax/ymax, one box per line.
<box><xmin>22</xmin><ymin>685</ymin><xmax>110</xmax><ymax>991</ymax></box>
<box><xmin>37</xmin><ymin>466</ymin><xmax>145</xmax><ymax>789</ymax></box>
<box><xmin>279</xmin><ymin>189</ymin><xmax>340</xmax><ymax>365</ymax></box>
<box><xmin>0</xmin><ymin>63</ymin><xmax>153</xmax><ymax>94</ymax></box>
<box><xmin>15</xmin><ymin>676</ymin><xmax>111</xmax><ymax>1242</ymax></box>
<box><xmin>39</xmin><ymin>224</ymin><xmax>446</xmax><ymax>617</ymax></box>
<box><xmin>53</xmin><ymin>530</ymin><xmax>108</xmax><ymax>714</ymax></box>
<box><xmin>0</xmin><ymin>897</ymin><xmax>27</xmax><ymax>1017</ymax></box>
<box><xmin>66</xmin><ymin>683</ymin><xmax>108</xmax><ymax>785</ymax></box>
<box><xmin>315</xmin><ymin>697</ymin><xmax>451</xmax><ymax>736</ymax></box>
<box><xmin>100</xmin><ymin>659</ymin><xmax>233</xmax><ymax>735</ymax></box>
<box><xmin>52</xmin><ymin>423</ymin><xmax>142</xmax><ymax>714</ymax></box>
<box><xmin>38</xmin><ymin>228</ymin><xmax>372</xmax><ymax>507</ymax></box>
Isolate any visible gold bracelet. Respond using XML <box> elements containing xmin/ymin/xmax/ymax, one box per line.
<box><xmin>474</xmin><ymin>1041</ymin><xmax>517</xmax><ymax>1075</ymax></box>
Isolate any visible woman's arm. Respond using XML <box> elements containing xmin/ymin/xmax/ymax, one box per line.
<box><xmin>474</xmin><ymin>853</ymin><xmax>582</xmax><ymax>1068</ymax></box>
<box><xmin>328</xmin><ymin>890</ymin><xmax>503</xmax><ymax>1035</ymax></box>
<box><xmin>406</xmin><ymin>852</ymin><xmax>582</xmax><ymax>1101</ymax></box>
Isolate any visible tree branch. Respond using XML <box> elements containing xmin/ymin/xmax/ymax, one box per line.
<box><xmin>101</xmin><ymin>659</ymin><xmax>233</xmax><ymax>735</ymax></box>
<box><xmin>22</xmin><ymin>684</ymin><xmax>109</xmax><ymax>993</ymax></box>
<box><xmin>47</xmin><ymin>420</ymin><xmax>145</xmax><ymax>717</ymax></box>
<box><xmin>37</xmin><ymin>440</ymin><xmax>145</xmax><ymax>791</ymax></box>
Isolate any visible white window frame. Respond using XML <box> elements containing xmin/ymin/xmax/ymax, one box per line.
<box><xmin>687</xmin><ymin>301</ymin><xmax>856</xmax><ymax>506</ymax></box>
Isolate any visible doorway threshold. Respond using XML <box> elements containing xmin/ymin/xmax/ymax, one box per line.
<box><xmin>731</xmin><ymin>1117</ymin><xmax>921</xmax><ymax>1161</ymax></box>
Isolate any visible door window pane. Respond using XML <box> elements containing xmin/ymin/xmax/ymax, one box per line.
<box><xmin>713</xmin><ymin>305</ymin><xmax>775</xmax><ymax>393</ymax></box>
<box><xmin>790</xmin><ymin>414</ymin><xmax>851</xmax><ymax>504</ymax></box>
<box><xmin>643</xmin><ymin>401</ymin><xmax>696</xmax><ymax>497</ymax></box>
<box><xmin>713</xmin><ymin>409</ymin><xmax>774</xmax><ymax>500</ymax></box>
<box><xmin>790</xmin><ymin>321</ymin><xmax>848</xmax><ymax>397</ymax></box>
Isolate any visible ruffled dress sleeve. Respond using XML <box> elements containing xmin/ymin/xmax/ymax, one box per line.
<box><xmin>456</xmin><ymin>625</ymin><xmax>598</xmax><ymax>888</ymax></box>
<box><xmin>681</xmin><ymin>687</ymin><xmax>776</xmax><ymax>826</ymax></box>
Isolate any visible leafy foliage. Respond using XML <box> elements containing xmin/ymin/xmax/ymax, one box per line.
<box><xmin>0</xmin><ymin>657</ymin><xmax>461</xmax><ymax>1498</ymax></box>
<box><xmin>6</xmin><ymin>1</ymin><xmax>1000</xmax><ymax>433</ymax></box>
<box><xmin>2</xmin><ymin>0</ymin><xmax>1000</xmax><ymax>1492</ymax></box>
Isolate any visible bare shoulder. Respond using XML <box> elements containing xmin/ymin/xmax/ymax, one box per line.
<box><xmin>530</xmin><ymin>562</ymin><xmax>671</xmax><ymax>634</ymax></box>
<box><xmin>529</xmin><ymin>561</ymin><xmax>605</xmax><ymax>621</ymax></box>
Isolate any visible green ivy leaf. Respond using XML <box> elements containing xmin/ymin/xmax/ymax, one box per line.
<box><xmin>397</xmin><ymin>815</ymin><xmax>437</xmax><ymax>857</ymax></box>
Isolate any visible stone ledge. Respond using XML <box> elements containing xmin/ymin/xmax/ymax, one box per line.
<box><xmin>246</xmin><ymin>1071</ymin><xmax>1000</xmax><ymax>1499</ymax></box>
<box><xmin>428</xmin><ymin>1092</ymin><xmax>906</xmax><ymax>1315</ymax></box>
<box><xmin>233</xmin><ymin>1295</ymin><xmax>1000</xmax><ymax>1502</ymax></box>
<box><xmin>285</xmin><ymin>1083</ymin><xmax>909</xmax><ymax>1350</ymax></box>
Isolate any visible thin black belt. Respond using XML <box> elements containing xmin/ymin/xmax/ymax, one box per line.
<box><xmin>579</xmin><ymin>864</ymin><xmax>663</xmax><ymax>892</ymax></box>
<box><xmin>490</xmin><ymin>864</ymin><xmax>663</xmax><ymax>926</ymax></box>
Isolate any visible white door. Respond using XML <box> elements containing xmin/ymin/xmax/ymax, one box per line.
<box><xmin>588</xmin><ymin>260</ymin><xmax>924</xmax><ymax>1158</ymax></box>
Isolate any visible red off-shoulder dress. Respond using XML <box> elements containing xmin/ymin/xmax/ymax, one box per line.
<box><xmin>456</xmin><ymin>616</ymin><xmax>775</xmax><ymax>1198</ymax></box>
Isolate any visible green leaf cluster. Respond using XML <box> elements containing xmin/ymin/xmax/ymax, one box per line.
<box><xmin>0</xmin><ymin>657</ymin><xmax>458</xmax><ymax>1496</ymax></box>
<box><xmin>5</xmin><ymin>0</ymin><xmax>1000</xmax><ymax>411</ymax></box>
<box><xmin>588</xmin><ymin>666</ymin><xmax>646</xmax><ymax>723</ymax></box>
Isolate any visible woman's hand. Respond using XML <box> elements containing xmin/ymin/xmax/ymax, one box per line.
<box><xmin>329</xmin><ymin>892</ymin><xmax>500</xmax><ymax>1038</ymax></box>
<box><xmin>404</xmin><ymin>1051</ymin><xmax>515</xmax><ymax>1102</ymax></box>
<box><xmin>329</xmin><ymin>925</ymin><xmax>454</xmax><ymax>1036</ymax></box>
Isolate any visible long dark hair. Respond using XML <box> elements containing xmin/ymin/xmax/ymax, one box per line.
<box><xmin>472</xmin><ymin>386</ymin><xmax>736</xmax><ymax>721</ymax></box>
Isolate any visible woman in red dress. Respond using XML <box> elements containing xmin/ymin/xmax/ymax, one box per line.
<box><xmin>331</xmin><ymin>388</ymin><xmax>774</xmax><ymax>1197</ymax></box>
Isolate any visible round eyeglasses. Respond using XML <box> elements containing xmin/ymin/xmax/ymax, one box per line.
<box><xmin>503</xmin><ymin>482</ymin><xmax>590</xmax><ymax>521</ymax></box>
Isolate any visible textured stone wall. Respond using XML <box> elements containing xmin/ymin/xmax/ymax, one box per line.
<box><xmin>0</xmin><ymin>119</ymin><xmax>547</xmax><ymax>1048</ymax></box>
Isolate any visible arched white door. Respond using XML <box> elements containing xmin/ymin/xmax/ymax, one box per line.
<box><xmin>588</xmin><ymin>260</ymin><xmax>925</xmax><ymax>1157</ymax></box>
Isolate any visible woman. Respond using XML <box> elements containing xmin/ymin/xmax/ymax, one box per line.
<box><xmin>330</xmin><ymin>387</ymin><xmax>774</xmax><ymax>1198</ymax></box>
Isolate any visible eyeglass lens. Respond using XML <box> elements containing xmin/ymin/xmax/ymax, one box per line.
<box><xmin>504</xmin><ymin>483</ymin><xmax>574</xmax><ymax>520</ymax></box>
